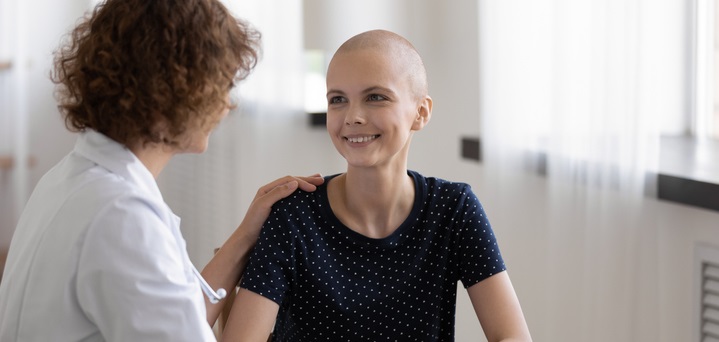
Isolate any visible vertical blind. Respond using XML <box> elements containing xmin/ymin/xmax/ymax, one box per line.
<box><xmin>703</xmin><ymin>262</ymin><xmax>719</xmax><ymax>342</ymax></box>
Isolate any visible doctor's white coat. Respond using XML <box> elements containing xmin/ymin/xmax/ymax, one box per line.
<box><xmin>0</xmin><ymin>130</ymin><xmax>216</xmax><ymax>341</ymax></box>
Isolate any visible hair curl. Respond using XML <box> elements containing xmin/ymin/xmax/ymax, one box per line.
<box><xmin>52</xmin><ymin>0</ymin><xmax>260</xmax><ymax>147</ymax></box>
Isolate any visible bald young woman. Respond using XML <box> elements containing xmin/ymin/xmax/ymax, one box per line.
<box><xmin>222</xmin><ymin>30</ymin><xmax>532</xmax><ymax>342</ymax></box>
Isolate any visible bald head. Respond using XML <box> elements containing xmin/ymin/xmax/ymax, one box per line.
<box><xmin>332</xmin><ymin>30</ymin><xmax>428</xmax><ymax>99</ymax></box>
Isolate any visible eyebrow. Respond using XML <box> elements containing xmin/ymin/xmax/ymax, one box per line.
<box><xmin>363</xmin><ymin>86</ymin><xmax>395</xmax><ymax>96</ymax></box>
<box><xmin>326</xmin><ymin>86</ymin><xmax>396</xmax><ymax>97</ymax></box>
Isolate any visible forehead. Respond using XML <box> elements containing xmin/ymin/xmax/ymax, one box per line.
<box><xmin>327</xmin><ymin>48</ymin><xmax>408</xmax><ymax>92</ymax></box>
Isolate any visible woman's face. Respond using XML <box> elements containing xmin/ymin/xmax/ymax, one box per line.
<box><xmin>325</xmin><ymin>49</ymin><xmax>424</xmax><ymax>171</ymax></box>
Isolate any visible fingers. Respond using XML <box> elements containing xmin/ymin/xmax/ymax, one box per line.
<box><xmin>295</xmin><ymin>174</ymin><xmax>325</xmax><ymax>192</ymax></box>
<box><xmin>238</xmin><ymin>174</ymin><xmax>325</xmax><ymax>239</ymax></box>
<box><xmin>257</xmin><ymin>180</ymin><xmax>300</xmax><ymax>207</ymax></box>
<box><xmin>244</xmin><ymin>180</ymin><xmax>299</xmax><ymax>224</ymax></box>
<box><xmin>257</xmin><ymin>174</ymin><xmax>324</xmax><ymax>195</ymax></box>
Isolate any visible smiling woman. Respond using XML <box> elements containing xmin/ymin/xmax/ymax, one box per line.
<box><xmin>220</xmin><ymin>29</ymin><xmax>532</xmax><ymax>342</ymax></box>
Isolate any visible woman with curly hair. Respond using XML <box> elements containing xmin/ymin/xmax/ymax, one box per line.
<box><xmin>0</xmin><ymin>0</ymin><xmax>322</xmax><ymax>340</ymax></box>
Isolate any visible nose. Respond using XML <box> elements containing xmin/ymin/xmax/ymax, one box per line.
<box><xmin>344</xmin><ymin>105</ymin><xmax>366</xmax><ymax>126</ymax></box>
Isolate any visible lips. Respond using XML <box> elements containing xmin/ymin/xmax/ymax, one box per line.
<box><xmin>345</xmin><ymin>135</ymin><xmax>380</xmax><ymax>143</ymax></box>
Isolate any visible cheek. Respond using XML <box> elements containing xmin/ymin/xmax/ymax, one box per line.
<box><xmin>327</xmin><ymin>127</ymin><xmax>344</xmax><ymax>147</ymax></box>
<box><xmin>325</xmin><ymin>113</ymin><xmax>343</xmax><ymax>134</ymax></box>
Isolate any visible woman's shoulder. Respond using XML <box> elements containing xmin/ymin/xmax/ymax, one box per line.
<box><xmin>409</xmin><ymin>170</ymin><xmax>474</xmax><ymax>195</ymax></box>
<box><xmin>269</xmin><ymin>182</ymin><xmax>328</xmax><ymax>213</ymax></box>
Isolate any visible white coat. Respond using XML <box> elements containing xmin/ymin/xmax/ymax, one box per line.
<box><xmin>0</xmin><ymin>130</ymin><xmax>216</xmax><ymax>341</ymax></box>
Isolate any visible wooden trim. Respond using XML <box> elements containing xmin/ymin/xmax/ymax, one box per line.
<box><xmin>0</xmin><ymin>155</ymin><xmax>37</xmax><ymax>170</ymax></box>
<box><xmin>0</xmin><ymin>155</ymin><xmax>13</xmax><ymax>170</ymax></box>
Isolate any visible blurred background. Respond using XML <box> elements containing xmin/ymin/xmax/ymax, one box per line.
<box><xmin>1</xmin><ymin>0</ymin><xmax>719</xmax><ymax>341</ymax></box>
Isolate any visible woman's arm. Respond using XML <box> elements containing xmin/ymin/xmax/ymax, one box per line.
<box><xmin>467</xmin><ymin>271</ymin><xmax>532</xmax><ymax>342</ymax></box>
<box><xmin>201</xmin><ymin>175</ymin><xmax>324</xmax><ymax>325</ymax></box>
<box><xmin>220</xmin><ymin>288</ymin><xmax>279</xmax><ymax>341</ymax></box>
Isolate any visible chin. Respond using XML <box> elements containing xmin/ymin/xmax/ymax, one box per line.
<box><xmin>190</xmin><ymin>134</ymin><xmax>212</xmax><ymax>153</ymax></box>
<box><xmin>192</xmin><ymin>146</ymin><xmax>209</xmax><ymax>154</ymax></box>
<box><xmin>193</xmin><ymin>141</ymin><xmax>210</xmax><ymax>153</ymax></box>
<box><xmin>178</xmin><ymin>140</ymin><xmax>209</xmax><ymax>154</ymax></box>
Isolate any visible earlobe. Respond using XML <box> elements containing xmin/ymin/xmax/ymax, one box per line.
<box><xmin>412</xmin><ymin>96</ymin><xmax>433</xmax><ymax>131</ymax></box>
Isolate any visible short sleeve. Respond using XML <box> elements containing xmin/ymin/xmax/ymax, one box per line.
<box><xmin>239</xmin><ymin>202</ymin><xmax>296</xmax><ymax>305</ymax></box>
<box><xmin>76</xmin><ymin>196</ymin><xmax>215</xmax><ymax>342</ymax></box>
<box><xmin>456</xmin><ymin>186</ymin><xmax>506</xmax><ymax>288</ymax></box>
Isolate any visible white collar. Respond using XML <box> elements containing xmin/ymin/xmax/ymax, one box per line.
<box><xmin>73</xmin><ymin>130</ymin><xmax>164</xmax><ymax>204</ymax></box>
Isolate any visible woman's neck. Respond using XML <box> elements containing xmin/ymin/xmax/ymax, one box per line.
<box><xmin>130</xmin><ymin>143</ymin><xmax>175</xmax><ymax>179</ymax></box>
<box><xmin>328</xmin><ymin>167</ymin><xmax>415</xmax><ymax>239</ymax></box>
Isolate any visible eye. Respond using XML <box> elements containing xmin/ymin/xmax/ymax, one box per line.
<box><xmin>328</xmin><ymin>96</ymin><xmax>347</xmax><ymax>104</ymax></box>
<box><xmin>367</xmin><ymin>94</ymin><xmax>387</xmax><ymax>102</ymax></box>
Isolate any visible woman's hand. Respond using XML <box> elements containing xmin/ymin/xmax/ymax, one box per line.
<box><xmin>238</xmin><ymin>174</ymin><xmax>325</xmax><ymax>241</ymax></box>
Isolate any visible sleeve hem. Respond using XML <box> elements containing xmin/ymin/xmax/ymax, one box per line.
<box><xmin>461</xmin><ymin>267</ymin><xmax>508</xmax><ymax>289</ymax></box>
<box><xmin>239</xmin><ymin>282</ymin><xmax>284</xmax><ymax>306</ymax></box>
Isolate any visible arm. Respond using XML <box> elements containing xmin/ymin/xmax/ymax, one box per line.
<box><xmin>467</xmin><ymin>271</ymin><xmax>532</xmax><ymax>342</ymax></box>
<box><xmin>201</xmin><ymin>175</ymin><xmax>324</xmax><ymax>325</ymax></box>
<box><xmin>219</xmin><ymin>288</ymin><xmax>279</xmax><ymax>341</ymax></box>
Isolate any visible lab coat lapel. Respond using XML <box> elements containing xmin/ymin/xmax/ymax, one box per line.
<box><xmin>73</xmin><ymin>130</ymin><xmax>164</xmax><ymax>205</ymax></box>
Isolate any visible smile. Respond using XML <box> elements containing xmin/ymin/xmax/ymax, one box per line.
<box><xmin>346</xmin><ymin>135</ymin><xmax>380</xmax><ymax>143</ymax></box>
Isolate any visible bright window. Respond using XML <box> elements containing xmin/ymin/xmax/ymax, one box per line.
<box><xmin>696</xmin><ymin>0</ymin><xmax>719</xmax><ymax>140</ymax></box>
<box><xmin>304</xmin><ymin>49</ymin><xmax>327</xmax><ymax>114</ymax></box>
<box><xmin>713</xmin><ymin>2</ymin><xmax>719</xmax><ymax>138</ymax></box>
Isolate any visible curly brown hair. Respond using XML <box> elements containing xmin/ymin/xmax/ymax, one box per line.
<box><xmin>52</xmin><ymin>0</ymin><xmax>260</xmax><ymax>148</ymax></box>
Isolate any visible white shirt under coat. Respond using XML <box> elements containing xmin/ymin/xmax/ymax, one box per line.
<box><xmin>0</xmin><ymin>130</ymin><xmax>216</xmax><ymax>341</ymax></box>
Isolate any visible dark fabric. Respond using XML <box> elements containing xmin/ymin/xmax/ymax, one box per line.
<box><xmin>240</xmin><ymin>170</ymin><xmax>506</xmax><ymax>341</ymax></box>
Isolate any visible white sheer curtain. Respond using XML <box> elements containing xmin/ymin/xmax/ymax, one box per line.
<box><xmin>159</xmin><ymin>0</ymin><xmax>306</xmax><ymax>268</ymax></box>
<box><xmin>0</xmin><ymin>0</ymin><xmax>28</xmax><ymax>249</ymax></box>
<box><xmin>479</xmin><ymin>0</ymin><xmax>683</xmax><ymax>341</ymax></box>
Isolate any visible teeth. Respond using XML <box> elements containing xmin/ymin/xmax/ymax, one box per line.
<box><xmin>347</xmin><ymin>135</ymin><xmax>379</xmax><ymax>143</ymax></box>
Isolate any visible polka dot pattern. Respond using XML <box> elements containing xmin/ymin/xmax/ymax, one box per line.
<box><xmin>241</xmin><ymin>170</ymin><xmax>506</xmax><ymax>341</ymax></box>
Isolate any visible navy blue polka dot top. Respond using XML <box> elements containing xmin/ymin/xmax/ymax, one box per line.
<box><xmin>240</xmin><ymin>170</ymin><xmax>506</xmax><ymax>341</ymax></box>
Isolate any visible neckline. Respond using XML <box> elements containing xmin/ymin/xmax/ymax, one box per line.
<box><xmin>319</xmin><ymin>170</ymin><xmax>424</xmax><ymax>249</ymax></box>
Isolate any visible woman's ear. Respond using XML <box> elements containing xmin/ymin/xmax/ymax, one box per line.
<box><xmin>411</xmin><ymin>95</ymin><xmax>433</xmax><ymax>131</ymax></box>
